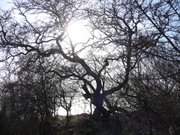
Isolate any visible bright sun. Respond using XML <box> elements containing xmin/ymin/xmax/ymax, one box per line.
<box><xmin>58</xmin><ymin>21</ymin><xmax>92</xmax><ymax>115</ymax></box>
<box><xmin>66</xmin><ymin>20</ymin><xmax>91</xmax><ymax>44</ymax></box>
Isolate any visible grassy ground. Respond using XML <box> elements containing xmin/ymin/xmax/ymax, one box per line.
<box><xmin>53</xmin><ymin>114</ymin><xmax>123</xmax><ymax>135</ymax></box>
<box><xmin>55</xmin><ymin>114</ymin><xmax>98</xmax><ymax>135</ymax></box>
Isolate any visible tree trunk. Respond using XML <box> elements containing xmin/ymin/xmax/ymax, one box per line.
<box><xmin>65</xmin><ymin>110</ymin><xmax>70</xmax><ymax>127</ymax></box>
<box><xmin>92</xmin><ymin>93</ymin><xmax>109</xmax><ymax>119</ymax></box>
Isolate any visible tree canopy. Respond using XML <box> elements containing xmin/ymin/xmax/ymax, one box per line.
<box><xmin>0</xmin><ymin>0</ymin><xmax>180</xmax><ymax>135</ymax></box>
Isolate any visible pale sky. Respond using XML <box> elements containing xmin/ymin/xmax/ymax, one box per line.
<box><xmin>58</xmin><ymin>97</ymin><xmax>93</xmax><ymax>116</ymax></box>
<box><xmin>0</xmin><ymin>0</ymin><xmax>13</xmax><ymax>10</ymax></box>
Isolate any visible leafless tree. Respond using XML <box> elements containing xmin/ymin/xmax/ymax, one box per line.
<box><xmin>0</xmin><ymin>0</ymin><xmax>180</xmax><ymax>126</ymax></box>
<box><xmin>0</xmin><ymin>0</ymin><xmax>159</xmax><ymax>119</ymax></box>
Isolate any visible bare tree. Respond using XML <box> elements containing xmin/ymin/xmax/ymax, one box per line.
<box><xmin>0</xmin><ymin>0</ymin><xmax>180</xmax><ymax>125</ymax></box>
<box><xmin>0</xmin><ymin>0</ymin><xmax>159</xmax><ymax>119</ymax></box>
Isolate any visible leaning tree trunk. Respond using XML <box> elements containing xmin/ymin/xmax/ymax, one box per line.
<box><xmin>92</xmin><ymin>93</ymin><xmax>109</xmax><ymax>119</ymax></box>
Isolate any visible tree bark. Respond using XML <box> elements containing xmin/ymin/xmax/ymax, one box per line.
<box><xmin>92</xmin><ymin>93</ymin><xmax>109</xmax><ymax>119</ymax></box>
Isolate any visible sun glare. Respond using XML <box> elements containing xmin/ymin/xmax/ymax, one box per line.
<box><xmin>66</xmin><ymin>20</ymin><xmax>91</xmax><ymax>44</ymax></box>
